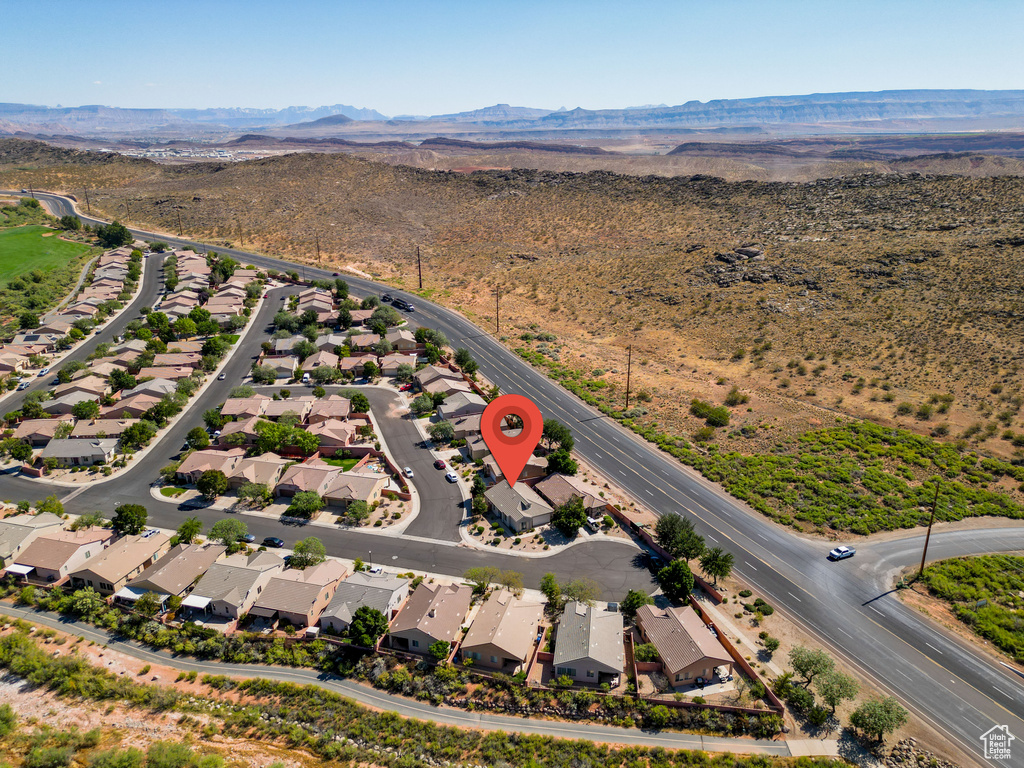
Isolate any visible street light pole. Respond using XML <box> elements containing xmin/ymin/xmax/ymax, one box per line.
<box><xmin>495</xmin><ymin>287</ymin><xmax>500</xmax><ymax>334</ymax></box>
<box><xmin>416</xmin><ymin>246</ymin><xmax>423</xmax><ymax>290</ymax></box>
<box><xmin>917</xmin><ymin>480</ymin><xmax>941</xmax><ymax>580</ymax></box>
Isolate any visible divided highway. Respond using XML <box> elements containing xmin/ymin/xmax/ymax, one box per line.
<box><xmin>6</xmin><ymin>190</ymin><xmax>1023</xmax><ymax>766</ymax></box>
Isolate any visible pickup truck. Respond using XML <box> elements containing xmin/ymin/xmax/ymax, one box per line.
<box><xmin>828</xmin><ymin>545</ymin><xmax>856</xmax><ymax>561</ymax></box>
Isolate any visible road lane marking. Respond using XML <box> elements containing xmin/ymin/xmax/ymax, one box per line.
<box><xmin>788</xmin><ymin>592</ymin><xmax>802</xmax><ymax>602</ymax></box>
<box><xmin>993</xmin><ymin>686</ymin><xmax>1012</xmax><ymax>699</ymax></box>
<box><xmin>925</xmin><ymin>642</ymin><xmax>943</xmax><ymax>655</ymax></box>
<box><xmin>836</xmin><ymin>627</ymin><xmax>853</xmax><ymax>639</ymax></box>
<box><xmin>868</xmin><ymin>605</ymin><xmax>884</xmax><ymax>616</ymax></box>
<box><xmin>895</xmin><ymin>670</ymin><xmax>912</xmax><ymax>681</ymax></box>
<box><xmin>646</xmin><ymin>490</ymin><xmax>654</xmax><ymax>497</ymax></box>
<box><xmin>757</xmin><ymin>533</ymin><xmax>769</xmax><ymax>541</ymax></box>
<box><xmin>745</xmin><ymin>563</ymin><xmax>757</xmax><ymax>571</ymax></box>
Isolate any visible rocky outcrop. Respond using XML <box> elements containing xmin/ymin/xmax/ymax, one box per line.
<box><xmin>884</xmin><ymin>738</ymin><xmax>961</xmax><ymax>768</ymax></box>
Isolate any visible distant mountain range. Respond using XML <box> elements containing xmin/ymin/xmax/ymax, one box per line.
<box><xmin>3</xmin><ymin>90</ymin><xmax>1024</xmax><ymax>138</ymax></box>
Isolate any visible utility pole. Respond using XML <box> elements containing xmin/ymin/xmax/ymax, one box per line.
<box><xmin>176</xmin><ymin>209</ymin><xmax>183</xmax><ymax>237</ymax></box>
<box><xmin>314</xmin><ymin>231</ymin><xmax>321</xmax><ymax>265</ymax></box>
<box><xmin>624</xmin><ymin>345</ymin><xmax>633</xmax><ymax>410</ymax></box>
<box><xmin>416</xmin><ymin>245</ymin><xmax>423</xmax><ymax>290</ymax></box>
<box><xmin>84</xmin><ymin>188</ymin><xmax>91</xmax><ymax>214</ymax></box>
<box><xmin>124</xmin><ymin>199</ymin><xmax>131</xmax><ymax>221</ymax></box>
<box><xmin>917</xmin><ymin>480</ymin><xmax>941</xmax><ymax>580</ymax></box>
<box><xmin>495</xmin><ymin>287</ymin><xmax>500</xmax><ymax>334</ymax></box>
<box><xmin>28</xmin><ymin>187</ymin><xmax>35</xmax><ymax>199</ymax></box>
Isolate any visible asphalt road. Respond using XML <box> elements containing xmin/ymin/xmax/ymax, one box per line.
<box><xmin>0</xmin><ymin>603</ymin><xmax>791</xmax><ymax>755</ymax></box>
<box><xmin>7</xmin><ymin>190</ymin><xmax>1024</xmax><ymax>766</ymax></box>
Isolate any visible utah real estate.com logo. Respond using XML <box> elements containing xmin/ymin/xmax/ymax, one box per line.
<box><xmin>980</xmin><ymin>725</ymin><xmax>1015</xmax><ymax>761</ymax></box>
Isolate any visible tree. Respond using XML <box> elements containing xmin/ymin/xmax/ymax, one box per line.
<box><xmin>371</xmin><ymin>339</ymin><xmax>393</xmax><ymax>358</ymax></box>
<box><xmin>454</xmin><ymin>348</ymin><xmax>478</xmax><ymax>375</ymax></box>
<box><xmin>252</xmin><ymin>365</ymin><xmax>277</xmax><ymax>385</ymax></box>
<box><xmin>134</xmin><ymin>591</ymin><xmax>162</xmax><ymax>617</ymax></box>
<box><xmin>562</xmin><ymin>577</ymin><xmax>600</xmax><ymax>606</ymax></box>
<box><xmin>346</xmin><ymin>391</ymin><xmax>370</xmax><ymax>413</ymax></box>
<box><xmin>8</xmin><ymin>442</ymin><xmax>32</xmax><ymax>462</ymax></box>
<box><xmin>464</xmin><ymin>566</ymin><xmax>500</xmax><ymax>593</ymax></box>
<box><xmin>621</xmin><ymin>589</ymin><xmax>655</xmax><ymax>620</ymax></box>
<box><xmin>336</xmin><ymin>307</ymin><xmax>352</xmax><ymax>329</ymax></box>
<box><xmin>410</xmin><ymin>394</ymin><xmax>434</xmax><ymax>416</ymax></box>
<box><xmin>19</xmin><ymin>312</ymin><xmax>39</xmax><ymax>330</ymax></box>
<box><xmin>209</xmin><ymin>518</ymin><xmax>247</xmax><ymax>549</ymax></box>
<box><xmin>203</xmin><ymin>409</ymin><xmax>226</xmax><ymax>431</ymax></box>
<box><xmin>655</xmin><ymin>515</ymin><xmax>705</xmax><ymax>561</ymax></box>
<box><xmin>427</xmin><ymin>420</ymin><xmax>455</xmax><ymax>444</ymax></box>
<box><xmin>72</xmin><ymin>400</ymin><xmax>101</xmax><ymax>420</ymax></box>
<box><xmin>546</xmin><ymin>449</ymin><xmax>578</xmax><ymax>476</ymax></box>
<box><xmin>59</xmin><ymin>214</ymin><xmax>82</xmax><ymax>231</ymax></box>
<box><xmin>111</xmin><ymin>503</ymin><xmax>147</xmax><ymax>535</ymax></box>
<box><xmin>310</xmin><ymin>365</ymin><xmax>341</xmax><ymax>385</ymax></box>
<box><xmin>176</xmin><ymin>517</ymin><xmax>202</xmax><ymax>545</ymax></box>
<box><xmin>471</xmin><ymin>494</ymin><xmax>488</xmax><ymax>517</ymax></box>
<box><xmin>551</xmin><ymin>496</ymin><xmax>587</xmax><ymax>538</ymax></box>
<box><xmin>287</xmin><ymin>491</ymin><xmax>324</xmax><ymax>518</ymax></box>
<box><xmin>185</xmin><ymin>427</ymin><xmax>210</xmax><ymax>450</ymax></box>
<box><xmin>172</xmin><ymin>317</ymin><xmax>197</xmax><ymax>339</ymax></box>
<box><xmin>369</xmin><ymin>304</ymin><xmax>401</xmax><ymax>329</ymax></box>
<box><xmin>36</xmin><ymin>494</ymin><xmax>64</xmax><ymax>516</ymax></box>
<box><xmin>238</xmin><ymin>482</ymin><xmax>271</xmax><ymax>508</ymax></box>
<box><xmin>540</xmin><ymin>573</ymin><xmax>560</xmax><ymax>608</ymax></box>
<box><xmin>395</xmin><ymin>363</ymin><xmax>415</xmax><ymax>383</ymax></box>
<box><xmin>291</xmin><ymin>537</ymin><xmax>326</xmax><ymax>569</ymax></box>
<box><xmin>196</xmin><ymin>469</ymin><xmax>228</xmax><ymax>499</ymax></box>
<box><xmin>849</xmin><ymin>697</ymin><xmax>908</xmax><ymax>743</ymax></box>
<box><xmin>121</xmin><ymin>420</ymin><xmax>157</xmax><ymax>449</ymax></box>
<box><xmin>657</xmin><ymin>559</ymin><xmax>695</xmax><ymax>601</ymax></box>
<box><xmin>96</xmin><ymin>221</ymin><xmax>133</xmax><ymax>248</ymax></box>
<box><xmin>70</xmin><ymin>587</ymin><xmax>105</xmax><ymax>618</ymax></box>
<box><xmin>110</xmin><ymin>368</ymin><xmax>137</xmax><ymax>392</ymax></box>
<box><xmin>789</xmin><ymin>645</ymin><xmax>835</xmax><ymax>687</ymax></box>
<box><xmin>362</xmin><ymin>361</ymin><xmax>378</xmax><ymax>379</ymax></box>
<box><xmin>498</xmin><ymin>570</ymin><xmax>524</xmax><ymax>594</ymax></box>
<box><xmin>342</xmin><ymin>499</ymin><xmax>370</xmax><ymax>525</ymax></box>
<box><xmin>814</xmin><ymin>669</ymin><xmax>859</xmax><ymax>714</ymax></box>
<box><xmin>699</xmin><ymin>547</ymin><xmax>734</xmax><ymax>585</ymax></box>
<box><xmin>542</xmin><ymin>419</ymin><xmax>575</xmax><ymax>452</ymax></box>
<box><xmin>428</xmin><ymin>640</ymin><xmax>451</xmax><ymax>661</ymax></box>
<box><xmin>348</xmin><ymin>606</ymin><xmax>388</xmax><ymax>647</ymax></box>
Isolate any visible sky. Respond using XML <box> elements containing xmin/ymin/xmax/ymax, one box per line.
<box><xmin>4</xmin><ymin>0</ymin><xmax>1023</xmax><ymax>116</ymax></box>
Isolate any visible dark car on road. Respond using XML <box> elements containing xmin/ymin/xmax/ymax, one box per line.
<box><xmin>179</xmin><ymin>498</ymin><xmax>213</xmax><ymax>511</ymax></box>
<box><xmin>381</xmin><ymin>293</ymin><xmax>393</xmax><ymax>302</ymax></box>
<box><xmin>828</xmin><ymin>545</ymin><xmax>856</xmax><ymax>561</ymax></box>
<box><xmin>263</xmin><ymin>536</ymin><xmax>285</xmax><ymax>548</ymax></box>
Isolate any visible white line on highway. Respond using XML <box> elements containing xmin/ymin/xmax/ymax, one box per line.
<box><xmin>594</xmin><ymin>452</ymin><xmax>603</xmax><ymax>459</ymax></box>
<box><xmin>646</xmin><ymin>490</ymin><xmax>654</xmax><ymax>496</ymax></box>
<box><xmin>836</xmin><ymin>627</ymin><xmax>853</xmax><ymax>638</ymax></box>
<box><xmin>745</xmin><ymin>563</ymin><xmax>758</xmax><ymax>571</ymax></box>
<box><xmin>756</xmin><ymin>533</ymin><xmax>769</xmax><ymax>541</ymax></box>
<box><xmin>925</xmin><ymin>642</ymin><xmax>943</xmax><ymax>655</ymax></box>
<box><xmin>868</xmin><ymin>605</ymin><xmax>884</xmax><ymax>616</ymax></box>
<box><xmin>787</xmin><ymin>592</ymin><xmax>802</xmax><ymax>602</ymax></box>
<box><xmin>706</xmin><ymin>535</ymin><xmax>717</xmax><ymax>542</ymax></box>
<box><xmin>619</xmin><ymin>471</ymin><xmax>627</xmax><ymax>477</ymax></box>
<box><xmin>895</xmin><ymin>670</ymin><xmax>912</xmax><ymax>681</ymax></box>
<box><xmin>993</xmin><ymin>686</ymin><xmax>1012</xmax><ymax>699</ymax></box>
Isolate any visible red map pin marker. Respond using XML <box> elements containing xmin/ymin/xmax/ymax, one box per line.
<box><xmin>481</xmin><ymin>394</ymin><xmax>543</xmax><ymax>488</ymax></box>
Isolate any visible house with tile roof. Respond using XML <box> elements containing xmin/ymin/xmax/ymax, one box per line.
<box><xmin>483</xmin><ymin>479</ymin><xmax>553</xmax><ymax>532</ymax></box>
<box><xmin>635</xmin><ymin>604</ymin><xmax>733</xmax><ymax>686</ymax></box>
<box><xmin>69</xmin><ymin>531</ymin><xmax>171</xmax><ymax>595</ymax></box>
<box><xmin>553</xmin><ymin>601</ymin><xmax>623</xmax><ymax>685</ymax></box>
<box><xmin>183</xmin><ymin>551</ymin><xmax>285</xmax><ymax>619</ymax></box>
<box><xmin>460</xmin><ymin>589</ymin><xmax>543</xmax><ymax>672</ymax></box>
<box><xmin>248</xmin><ymin>560</ymin><xmax>349</xmax><ymax>628</ymax></box>
<box><xmin>388</xmin><ymin>583</ymin><xmax>473</xmax><ymax>655</ymax></box>
<box><xmin>319</xmin><ymin>571</ymin><xmax>410</xmax><ymax>634</ymax></box>
<box><xmin>0</xmin><ymin>513</ymin><xmax>65</xmax><ymax>567</ymax></box>
<box><xmin>8</xmin><ymin>528</ymin><xmax>115</xmax><ymax>584</ymax></box>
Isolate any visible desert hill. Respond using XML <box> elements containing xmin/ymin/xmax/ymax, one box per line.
<box><xmin>1</xmin><ymin>137</ymin><xmax>1022</xmax><ymax>471</ymax></box>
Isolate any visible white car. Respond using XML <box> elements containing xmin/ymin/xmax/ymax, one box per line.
<box><xmin>445</xmin><ymin>471</ymin><xmax>458</xmax><ymax>484</ymax></box>
<box><xmin>403</xmin><ymin>467</ymin><xmax>414</xmax><ymax>478</ymax></box>
<box><xmin>37</xmin><ymin>367</ymin><xmax>50</xmax><ymax>377</ymax></box>
<box><xmin>828</xmin><ymin>545</ymin><xmax>856</xmax><ymax>561</ymax></box>
<box><xmin>218</xmin><ymin>373</ymin><xmax>226</xmax><ymax>381</ymax></box>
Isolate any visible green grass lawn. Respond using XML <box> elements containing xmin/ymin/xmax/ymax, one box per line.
<box><xmin>320</xmin><ymin>456</ymin><xmax>360</xmax><ymax>471</ymax></box>
<box><xmin>0</xmin><ymin>225</ymin><xmax>92</xmax><ymax>286</ymax></box>
<box><xmin>921</xmin><ymin>555</ymin><xmax>1024</xmax><ymax>662</ymax></box>
<box><xmin>160</xmin><ymin>486</ymin><xmax>187</xmax><ymax>497</ymax></box>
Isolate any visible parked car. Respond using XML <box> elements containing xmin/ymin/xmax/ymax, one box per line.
<box><xmin>262</xmin><ymin>536</ymin><xmax>285</xmax><ymax>548</ymax></box>
<box><xmin>218</xmin><ymin>373</ymin><xmax>226</xmax><ymax>380</ymax></box>
<box><xmin>403</xmin><ymin>467</ymin><xmax>414</xmax><ymax>478</ymax></box>
<box><xmin>445</xmin><ymin>471</ymin><xmax>458</xmax><ymax>483</ymax></box>
<box><xmin>828</xmin><ymin>545</ymin><xmax>856</xmax><ymax>561</ymax></box>
<box><xmin>241</xmin><ymin>534</ymin><xmax>256</xmax><ymax>544</ymax></box>
<box><xmin>399</xmin><ymin>383</ymin><xmax>413</xmax><ymax>392</ymax></box>
<box><xmin>50</xmin><ymin>378</ymin><xmax>60</xmax><ymax>385</ymax></box>
<box><xmin>16</xmin><ymin>382</ymin><xmax>29</xmax><ymax>391</ymax></box>
<box><xmin>263</xmin><ymin>293</ymin><xmax>269</xmax><ymax>298</ymax></box>
<box><xmin>37</xmin><ymin>368</ymin><xmax>50</xmax><ymax>377</ymax></box>
<box><xmin>433</xmin><ymin>459</ymin><xmax>446</xmax><ymax>470</ymax></box>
